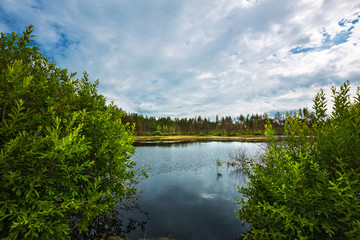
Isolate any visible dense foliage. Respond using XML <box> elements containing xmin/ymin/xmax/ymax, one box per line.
<box><xmin>0</xmin><ymin>25</ymin><xmax>140</xmax><ymax>239</ymax></box>
<box><xmin>237</xmin><ymin>81</ymin><xmax>360</xmax><ymax>239</ymax></box>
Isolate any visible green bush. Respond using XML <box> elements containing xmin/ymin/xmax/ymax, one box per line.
<box><xmin>152</xmin><ymin>130</ymin><xmax>163</xmax><ymax>136</ymax></box>
<box><xmin>0</xmin><ymin>25</ymin><xmax>141</xmax><ymax>239</ymax></box>
<box><xmin>210</xmin><ymin>130</ymin><xmax>222</xmax><ymax>136</ymax></box>
<box><xmin>253</xmin><ymin>130</ymin><xmax>263</xmax><ymax>135</ymax></box>
<box><xmin>237</xmin><ymin>81</ymin><xmax>360</xmax><ymax>239</ymax></box>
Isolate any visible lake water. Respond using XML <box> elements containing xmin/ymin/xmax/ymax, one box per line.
<box><xmin>125</xmin><ymin>141</ymin><xmax>265</xmax><ymax>240</ymax></box>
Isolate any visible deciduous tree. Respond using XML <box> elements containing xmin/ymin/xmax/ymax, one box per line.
<box><xmin>0</xmin><ymin>25</ymin><xmax>142</xmax><ymax>239</ymax></box>
<box><xmin>237</xmin><ymin>81</ymin><xmax>360</xmax><ymax>239</ymax></box>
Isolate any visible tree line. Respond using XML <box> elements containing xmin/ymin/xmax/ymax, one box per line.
<box><xmin>121</xmin><ymin>108</ymin><xmax>314</xmax><ymax>136</ymax></box>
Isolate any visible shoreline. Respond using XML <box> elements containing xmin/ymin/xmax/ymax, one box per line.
<box><xmin>133</xmin><ymin>135</ymin><xmax>272</xmax><ymax>145</ymax></box>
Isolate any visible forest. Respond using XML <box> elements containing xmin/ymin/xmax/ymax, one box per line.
<box><xmin>121</xmin><ymin>108</ymin><xmax>312</xmax><ymax>136</ymax></box>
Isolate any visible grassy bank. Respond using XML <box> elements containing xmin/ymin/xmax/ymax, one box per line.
<box><xmin>134</xmin><ymin>135</ymin><xmax>268</xmax><ymax>145</ymax></box>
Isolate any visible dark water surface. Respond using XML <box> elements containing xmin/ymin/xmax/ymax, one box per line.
<box><xmin>125</xmin><ymin>142</ymin><xmax>264</xmax><ymax>240</ymax></box>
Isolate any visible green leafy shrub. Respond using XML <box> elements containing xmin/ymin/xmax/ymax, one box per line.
<box><xmin>152</xmin><ymin>130</ymin><xmax>163</xmax><ymax>136</ymax></box>
<box><xmin>0</xmin><ymin>25</ymin><xmax>141</xmax><ymax>239</ymax></box>
<box><xmin>237</xmin><ymin>81</ymin><xmax>360</xmax><ymax>239</ymax></box>
<box><xmin>210</xmin><ymin>130</ymin><xmax>222</xmax><ymax>136</ymax></box>
<box><xmin>253</xmin><ymin>130</ymin><xmax>263</xmax><ymax>135</ymax></box>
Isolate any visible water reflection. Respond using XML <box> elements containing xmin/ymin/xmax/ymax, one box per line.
<box><xmin>70</xmin><ymin>202</ymin><xmax>150</xmax><ymax>239</ymax></box>
<box><xmin>126</xmin><ymin>142</ymin><xmax>264</xmax><ymax>240</ymax></box>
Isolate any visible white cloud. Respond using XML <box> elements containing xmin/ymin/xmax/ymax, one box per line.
<box><xmin>197</xmin><ymin>72</ymin><xmax>215</xmax><ymax>80</ymax></box>
<box><xmin>1</xmin><ymin>0</ymin><xmax>359</xmax><ymax>119</ymax></box>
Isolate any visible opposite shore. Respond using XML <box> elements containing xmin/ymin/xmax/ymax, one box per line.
<box><xmin>133</xmin><ymin>135</ymin><xmax>279</xmax><ymax>145</ymax></box>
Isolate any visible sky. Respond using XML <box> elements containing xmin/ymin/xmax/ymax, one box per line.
<box><xmin>1</xmin><ymin>0</ymin><xmax>360</xmax><ymax>119</ymax></box>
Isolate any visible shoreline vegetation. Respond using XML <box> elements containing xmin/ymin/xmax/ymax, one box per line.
<box><xmin>134</xmin><ymin>135</ymin><xmax>274</xmax><ymax>145</ymax></box>
<box><xmin>237</xmin><ymin>81</ymin><xmax>360</xmax><ymax>239</ymax></box>
<box><xmin>1</xmin><ymin>25</ymin><xmax>142</xmax><ymax>239</ymax></box>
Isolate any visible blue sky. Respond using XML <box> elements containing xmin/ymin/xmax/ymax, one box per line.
<box><xmin>1</xmin><ymin>0</ymin><xmax>360</xmax><ymax>119</ymax></box>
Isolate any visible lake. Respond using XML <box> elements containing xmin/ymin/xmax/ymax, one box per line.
<box><xmin>123</xmin><ymin>141</ymin><xmax>265</xmax><ymax>240</ymax></box>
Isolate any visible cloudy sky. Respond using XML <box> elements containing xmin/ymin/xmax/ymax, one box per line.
<box><xmin>1</xmin><ymin>0</ymin><xmax>360</xmax><ymax>119</ymax></box>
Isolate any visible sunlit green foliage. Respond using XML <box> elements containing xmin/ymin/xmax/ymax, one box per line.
<box><xmin>237</xmin><ymin>81</ymin><xmax>360</xmax><ymax>239</ymax></box>
<box><xmin>0</xmin><ymin>25</ymin><xmax>139</xmax><ymax>239</ymax></box>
